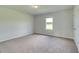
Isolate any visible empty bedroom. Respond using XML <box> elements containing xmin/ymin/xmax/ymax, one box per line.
<box><xmin>0</xmin><ymin>5</ymin><xmax>79</xmax><ymax>53</ymax></box>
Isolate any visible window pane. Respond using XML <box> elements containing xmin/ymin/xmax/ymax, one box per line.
<box><xmin>45</xmin><ymin>18</ymin><xmax>53</xmax><ymax>31</ymax></box>
<box><xmin>46</xmin><ymin>24</ymin><xmax>53</xmax><ymax>30</ymax></box>
<box><xmin>46</xmin><ymin>18</ymin><xmax>53</xmax><ymax>23</ymax></box>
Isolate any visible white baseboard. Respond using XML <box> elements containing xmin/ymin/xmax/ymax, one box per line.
<box><xmin>34</xmin><ymin>33</ymin><xmax>73</xmax><ymax>40</ymax></box>
<box><xmin>0</xmin><ymin>33</ymin><xmax>33</xmax><ymax>42</ymax></box>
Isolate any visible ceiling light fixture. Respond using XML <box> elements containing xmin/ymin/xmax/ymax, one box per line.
<box><xmin>32</xmin><ymin>5</ymin><xmax>38</xmax><ymax>8</ymax></box>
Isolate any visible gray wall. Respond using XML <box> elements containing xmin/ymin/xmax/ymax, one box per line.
<box><xmin>73</xmin><ymin>6</ymin><xmax>79</xmax><ymax>51</ymax></box>
<box><xmin>0</xmin><ymin>7</ymin><xmax>34</xmax><ymax>42</ymax></box>
<box><xmin>34</xmin><ymin>9</ymin><xmax>73</xmax><ymax>39</ymax></box>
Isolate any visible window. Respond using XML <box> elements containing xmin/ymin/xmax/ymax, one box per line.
<box><xmin>45</xmin><ymin>18</ymin><xmax>53</xmax><ymax>30</ymax></box>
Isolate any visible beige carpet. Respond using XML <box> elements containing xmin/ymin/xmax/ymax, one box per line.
<box><xmin>0</xmin><ymin>34</ymin><xmax>78</xmax><ymax>53</ymax></box>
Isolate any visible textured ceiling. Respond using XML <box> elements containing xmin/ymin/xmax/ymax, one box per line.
<box><xmin>0</xmin><ymin>5</ymin><xmax>73</xmax><ymax>15</ymax></box>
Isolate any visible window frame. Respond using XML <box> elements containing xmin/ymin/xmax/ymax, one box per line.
<box><xmin>45</xmin><ymin>18</ymin><xmax>53</xmax><ymax>31</ymax></box>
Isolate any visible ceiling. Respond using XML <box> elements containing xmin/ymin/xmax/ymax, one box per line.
<box><xmin>1</xmin><ymin>5</ymin><xmax>73</xmax><ymax>15</ymax></box>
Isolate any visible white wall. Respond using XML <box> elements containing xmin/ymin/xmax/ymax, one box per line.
<box><xmin>0</xmin><ymin>7</ymin><xmax>34</xmax><ymax>42</ymax></box>
<box><xmin>34</xmin><ymin>9</ymin><xmax>73</xmax><ymax>39</ymax></box>
<box><xmin>73</xmin><ymin>6</ymin><xmax>79</xmax><ymax>51</ymax></box>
